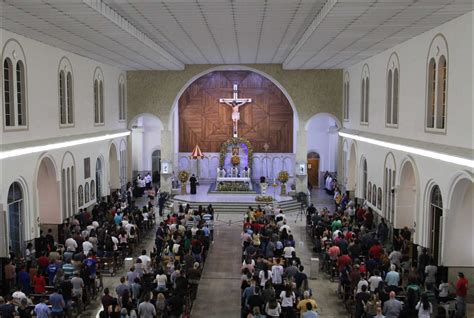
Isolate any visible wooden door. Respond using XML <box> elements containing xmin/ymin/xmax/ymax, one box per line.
<box><xmin>308</xmin><ymin>159</ymin><xmax>319</xmax><ymax>187</ymax></box>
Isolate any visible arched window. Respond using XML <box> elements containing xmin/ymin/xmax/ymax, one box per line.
<box><xmin>59</xmin><ymin>57</ymin><xmax>74</xmax><ymax>126</ymax></box>
<box><xmin>2</xmin><ymin>40</ymin><xmax>28</xmax><ymax>129</ymax></box>
<box><xmin>429</xmin><ymin>185</ymin><xmax>443</xmax><ymax>263</ymax></box>
<box><xmin>4</xmin><ymin>58</ymin><xmax>13</xmax><ymax>126</ymax></box>
<box><xmin>119</xmin><ymin>141</ymin><xmax>127</xmax><ymax>188</ymax></box>
<box><xmin>118</xmin><ymin>75</ymin><xmax>126</xmax><ymax>121</ymax></box>
<box><xmin>368</xmin><ymin>182</ymin><xmax>372</xmax><ymax>202</ymax></box>
<box><xmin>343</xmin><ymin>73</ymin><xmax>350</xmax><ymax>121</ymax></box>
<box><xmin>360</xmin><ymin>65</ymin><xmax>369</xmax><ymax>124</ymax></box>
<box><xmin>93</xmin><ymin>67</ymin><xmax>104</xmax><ymax>125</ymax></box>
<box><xmin>78</xmin><ymin>185</ymin><xmax>84</xmax><ymax>207</ymax></box>
<box><xmin>7</xmin><ymin>182</ymin><xmax>24</xmax><ymax>256</ymax></box>
<box><xmin>372</xmin><ymin>184</ymin><xmax>377</xmax><ymax>206</ymax></box>
<box><xmin>84</xmin><ymin>182</ymin><xmax>90</xmax><ymax>203</ymax></box>
<box><xmin>386</xmin><ymin>53</ymin><xmax>400</xmax><ymax>126</ymax></box>
<box><xmin>426</xmin><ymin>35</ymin><xmax>448</xmax><ymax>131</ymax></box>
<box><xmin>91</xmin><ymin>180</ymin><xmax>96</xmax><ymax>200</ymax></box>
<box><xmin>362</xmin><ymin>158</ymin><xmax>367</xmax><ymax>200</ymax></box>
<box><xmin>377</xmin><ymin>187</ymin><xmax>382</xmax><ymax>209</ymax></box>
<box><xmin>384</xmin><ymin>153</ymin><xmax>396</xmax><ymax>223</ymax></box>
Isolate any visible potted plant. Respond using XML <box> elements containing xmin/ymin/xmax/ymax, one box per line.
<box><xmin>278</xmin><ymin>170</ymin><xmax>289</xmax><ymax>196</ymax></box>
<box><xmin>178</xmin><ymin>170</ymin><xmax>189</xmax><ymax>194</ymax></box>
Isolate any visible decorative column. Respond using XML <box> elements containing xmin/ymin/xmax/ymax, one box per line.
<box><xmin>295</xmin><ymin>129</ymin><xmax>308</xmax><ymax>193</ymax></box>
<box><xmin>160</xmin><ymin>129</ymin><xmax>173</xmax><ymax>192</ymax></box>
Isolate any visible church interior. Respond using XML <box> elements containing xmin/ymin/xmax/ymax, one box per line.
<box><xmin>0</xmin><ymin>1</ymin><xmax>472</xmax><ymax>317</ymax></box>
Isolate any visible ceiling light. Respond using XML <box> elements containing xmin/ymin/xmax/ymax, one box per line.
<box><xmin>0</xmin><ymin>131</ymin><xmax>130</xmax><ymax>160</ymax></box>
<box><xmin>339</xmin><ymin>132</ymin><xmax>474</xmax><ymax>168</ymax></box>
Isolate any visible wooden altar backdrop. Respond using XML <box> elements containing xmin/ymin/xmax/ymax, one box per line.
<box><xmin>179</xmin><ymin>71</ymin><xmax>293</xmax><ymax>153</ymax></box>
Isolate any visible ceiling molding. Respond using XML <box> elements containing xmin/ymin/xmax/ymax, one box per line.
<box><xmin>83</xmin><ymin>0</ymin><xmax>184</xmax><ymax>70</ymax></box>
<box><xmin>283</xmin><ymin>0</ymin><xmax>338</xmax><ymax>69</ymax></box>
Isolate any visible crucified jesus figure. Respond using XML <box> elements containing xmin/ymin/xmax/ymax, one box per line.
<box><xmin>219</xmin><ymin>84</ymin><xmax>252</xmax><ymax>138</ymax></box>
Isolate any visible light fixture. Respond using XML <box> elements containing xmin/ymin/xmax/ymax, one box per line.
<box><xmin>339</xmin><ymin>131</ymin><xmax>474</xmax><ymax>168</ymax></box>
<box><xmin>0</xmin><ymin>131</ymin><xmax>131</xmax><ymax>160</ymax></box>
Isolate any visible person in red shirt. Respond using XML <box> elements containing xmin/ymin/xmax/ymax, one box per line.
<box><xmin>328</xmin><ymin>244</ymin><xmax>341</xmax><ymax>261</ymax></box>
<box><xmin>454</xmin><ymin>272</ymin><xmax>468</xmax><ymax>317</ymax></box>
<box><xmin>337</xmin><ymin>253</ymin><xmax>352</xmax><ymax>272</ymax></box>
<box><xmin>33</xmin><ymin>271</ymin><xmax>46</xmax><ymax>294</ymax></box>
<box><xmin>37</xmin><ymin>252</ymin><xmax>50</xmax><ymax>272</ymax></box>
<box><xmin>368</xmin><ymin>241</ymin><xmax>382</xmax><ymax>260</ymax></box>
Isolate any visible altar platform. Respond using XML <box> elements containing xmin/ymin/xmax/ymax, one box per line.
<box><xmin>171</xmin><ymin>182</ymin><xmax>302</xmax><ymax>214</ymax></box>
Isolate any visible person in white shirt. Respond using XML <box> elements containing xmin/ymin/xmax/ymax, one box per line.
<box><xmin>357</xmin><ymin>274</ymin><xmax>369</xmax><ymax>293</ymax></box>
<box><xmin>279</xmin><ymin>222</ymin><xmax>291</xmax><ymax>234</ymax></box>
<box><xmin>415</xmin><ymin>294</ymin><xmax>432</xmax><ymax>318</ymax></box>
<box><xmin>271</xmin><ymin>259</ymin><xmax>284</xmax><ymax>286</ymax></box>
<box><xmin>138</xmin><ymin>250</ymin><xmax>151</xmax><ymax>273</ymax></box>
<box><xmin>65</xmin><ymin>237</ymin><xmax>78</xmax><ymax>252</ymax></box>
<box><xmin>82</xmin><ymin>239</ymin><xmax>93</xmax><ymax>256</ymax></box>
<box><xmin>155</xmin><ymin>269</ymin><xmax>167</xmax><ymax>291</ymax></box>
<box><xmin>368</xmin><ymin>270</ymin><xmax>383</xmax><ymax>292</ymax></box>
<box><xmin>283</xmin><ymin>244</ymin><xmax>295</xmax><ymax>259</ymax></box>
<box><xmin>259</xmin><ymin>265</ymin><xmax>272</xmax><ymax>288</ymax></box>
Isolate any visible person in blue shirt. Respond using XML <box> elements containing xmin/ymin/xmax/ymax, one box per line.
<box><xmin>34</xmin><ymin>297</ymin><xmax>51</xmax><ymax>318</ymax></box>
<box><xmin>18</xmin><ymin>266</ymin><xmax>31</xmax><ymax>295</ymax></box>
<box><xmin>303</xmin><ymin>302</ymin><xmax>319</xmax><ymax>318</ymax></box>
<box><xmin>47</xmin><ymin>261</ymin><xmax>60</xmax><ymax>286</ymax></box>
<box><xmin>49</xmin><ymin>290</ymin><xmax>65</xmax><ymax>317</ymax></box>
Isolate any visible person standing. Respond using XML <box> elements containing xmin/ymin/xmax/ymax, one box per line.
<box><xmin>453</xmin><ymin>272</ymin><xmax>468</xmax><ymax>318</ymax></box>
<box><xmin>49</xmin><ymin>290</ymin><xmax>65</xmax><ymax>318</ymax></box>
<box><xmin>189</xmin><ymin>174</ymin><xmax>197</xmax><ymax>195</ymax></box>
<box><xmin>34</xmin><ymin>297</ymin><xmax>51</xmax><ymax>318</ymax></box>
<box><xmin>383</xmin><ymin>291</ymin><xmax>403</xmax><ymax>318</ymax></box>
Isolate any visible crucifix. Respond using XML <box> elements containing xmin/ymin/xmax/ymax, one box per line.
<box><xmin>219</xmin><ymin>83</ymin><xmax>252</xmax><ymax>138</ymax></box>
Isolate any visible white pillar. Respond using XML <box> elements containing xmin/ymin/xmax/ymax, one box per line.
<box><xmin>295</xmin><ymin>130</ymin><xmax>308</xmax><ymax>193</ymax></box>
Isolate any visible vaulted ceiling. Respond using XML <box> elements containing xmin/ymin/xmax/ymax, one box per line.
<box><xmin>1</xmin><ymin>0</ymin><xmax>472</xmax><ymax>70</ymax></box>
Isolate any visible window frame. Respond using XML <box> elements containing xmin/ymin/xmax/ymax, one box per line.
<box><xmin>425</xmin><ymin>34</ymin><xmax>448</xmax><ymax>134</ymax></box>
<box><xmin>118</xmin><ymin>75</ymin><xmax>126</xmax><ymax>122</ymax></box>
<box><xmin>93</xmin><ymin>67</ymin><xmax>105</xmax><ymax>126</ymax></box>
<box><xmin>58</xmin><ymin>57</ymin><xmax>74</xmax><ymax>128</ymax></box>
<box><xmin>386</xmin><ymin>53</ymin><xmax>400</xmax><ymax>128</ymax></box>
<box><xmin>360</xmin><ymin>64</ymin><xmax>370</xmax><ymax>125</ymax></box>
<box><xmin>343</xmin><ymin>72</ymin><xmax>350</xmax><ymax>122</ymax></box>
<box><xmin>2</xmin><ymin>39</ymin><xmax>28</xmax><ymax>131</ymax></box>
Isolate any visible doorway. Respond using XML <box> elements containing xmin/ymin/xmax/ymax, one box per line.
<box><xmin>8</xmin><ymin>182</ymin><xmax>24</xmax><ymax>257</ymax></box>
<box><xmin>307</xmin><ymin>152</ymin><xmax>320</xmax><ymax>188</ymax></box>
<box><xmin>429</xmin><ymin>185</ymin><xmax>443</xmax><ymax>264</ymax></box>
<box><xmin>152</xmin><ymin>150</ymin><xmax>161</xmax><ymax>184</ymax></box>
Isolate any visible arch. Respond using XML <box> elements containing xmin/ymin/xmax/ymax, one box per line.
<box><xmin>118</xmin><ymin>73</ymin><xmax>126</xmax><ymax>121</ymax></box>
<box><xmin>58</xmin><ymin>57</ymin><xmax>74</xmax><ymax>126</ymax></box>
<box><xmin>305</xmin><ymin>113</ymin><xmax>339</xmax><ymax>177</ymax></box>
<box><xmin>383</xmin><ymin>152</ymin><xmax>396</xmax><ymax>222</ymax></box>
<box><xmin>359</xmin><ymin>156</ymin><xmax>368</xmax><ymax>200</ymax></box>
<box><xmin>360</xmin><ymin>64</ymin><xmax>370</xmax><ymax>124</ymax></box>
<box><xmin>95</xmin><ymin>155</ymin><xmax>104</xmax><ymax>201</ymax></box>
<box><xmin>346</xmin><ymin>141</ymin><xmax>357</xmax><ymax>191</ymax></box>
<box><xmin>426</xmin><ymin>33</ymin><xmax>449</xmax><ymax>131</ymax></box>
<box><xmin>93</xmin><ymin>67</ymin><xmax>104</xmax><ymax>125</ymax></box>
<box><xmin>443</xmin><ymin>175</ymin><xmax>473</xmax><ymax>266</ymax></box>
<box><xmin>169</xmin><ymin>65</ymin><xmax>300</xmax><ymax>132</ymax></box>
<box><xmin>109</xmin><ymin>142</ymin><xmax>120</xmax><ymax>191</ymax></box>
<box><xmin>129</xmin><ymin>113</ymin><xmax>164</xmax><ymax>175</ymax></box>
<box><xmin>61</xmin><ymin>151</ymin><xmax>76</xmax><ymax>219</ymax></box>
<box><xmin>2</xmin><ymin>39</ymin><xmax>28</xmax><ymax>128</ymax></box>
<box><xmin>36</xmin><ymin>155</ymin><xmax>61</xmax><ymax>224</ymax></box>
<box><xmin>395</xmin><ymin>157</ymin><xmax>419</xmax><ymax>230</ymax></box>
<box><xmin>422</xmin><ymin>181</ymin><xmax>444</xmax><ymax>264</ymax></box>
<box><xmin>7</xmin><ymin>180</ymin><xmax>26</xmax><ymax>256</ymax></box>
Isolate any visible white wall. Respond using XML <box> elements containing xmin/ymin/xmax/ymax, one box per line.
<box><xmin>0</xmin><ymin>30</ymin><xmax>129</xmax><ymax>256</ymax></box>
<box><xmin>306</xmin><ymin>115</ymin><xmax>338</xmax><ymax>172</ymax></box>
<box><xmin>341</xmin><ymin>12</ymin><xmax>474</xmax><ymax>269</ymax></box>
<box><xmin>343</xmin><ymin>12</ymin><xmax>473</xmax><ymax>150</ymax></box>
<box><xmin>0</xmin><ymin>29</ymin><xmax>127</xmax><ymax>145</ymax></box>
<box><xmin>130</xmin><ymin>115</ymin><xmax>163</xmax><ymax>172</ymax></box>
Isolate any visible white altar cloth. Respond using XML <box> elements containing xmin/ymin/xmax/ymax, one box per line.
<box><xmin>216</xmin><ymin>176</ymin><xmax>252</xmax><ymax>189</ymax></box>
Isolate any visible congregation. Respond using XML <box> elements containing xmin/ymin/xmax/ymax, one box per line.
<box><xmin>0</xmin><ymin>182</ymin><xmax>215</xmax><ymax>318</ymax></box>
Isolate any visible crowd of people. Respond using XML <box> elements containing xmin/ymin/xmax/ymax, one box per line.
<box><xmin>0</xmin><ymin>179</ymin><xmax>215</xmax><ymax>318</ymax></box>
<box><xmin>307</xmin><ymin>192</ymin><xmax>469</xmax><ymax>318</ymax></box>
<box><xmin>240</xmin><ymin>205</ymin><xmax>319</xmax><ymax>318</ymax></box>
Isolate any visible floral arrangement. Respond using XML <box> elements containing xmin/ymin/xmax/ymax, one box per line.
<box><xmin>231</xmin><ymin>155</ymin><xmax>241</xmax><ymax>166</ymax></box>
<box><xmin>278</xmin><ymin>170</ymin><xmax>289</xmax><ymax>184</ymax></box>
<box><xmin>255</xmin><ymin>195</ymin><xmax>273</xmax><ymax>203</ymax></box>
<box><xmin>219</xmin><ymin>137</ymin><xmax>253</xmax><ymax>170</ymax></box>
<box><xmin>178</xmin><ymin>170</ymin><xmax>189</xmax><ymax>183</ymax></box>
<box><xmin>216</xmin><ymin>182</ymin><xmax>250</xmax><ymax>192</ymax></box>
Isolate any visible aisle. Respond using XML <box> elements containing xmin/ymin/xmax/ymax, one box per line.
<box><xmin>191</xmin><ymin>215</ymin><xmax>243</xmax><ymax>317</ymax></box>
